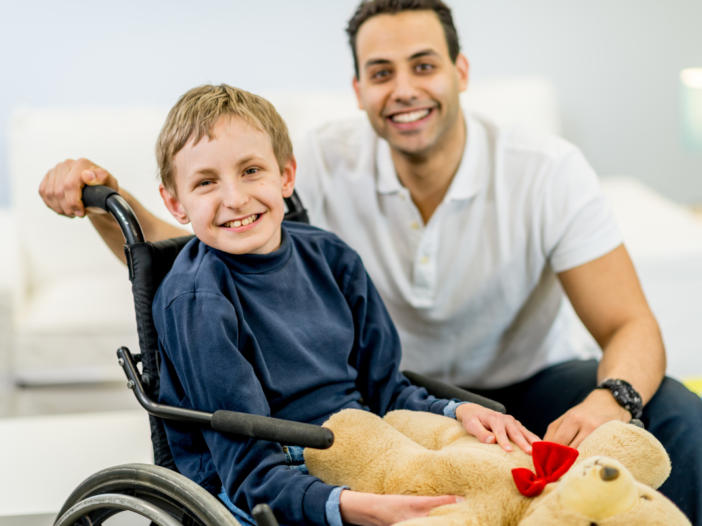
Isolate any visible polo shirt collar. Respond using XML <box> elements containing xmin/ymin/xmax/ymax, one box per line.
<box><xmin>375</xmin><ymin>112</ymin><xmax>484</xmax><ymax>201</ymax></box>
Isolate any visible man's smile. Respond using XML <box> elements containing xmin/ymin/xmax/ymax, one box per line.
<box><xmin>385</xmin><ymin>106</ymin><xmax>436</xmax><ymax>130</ymax></box>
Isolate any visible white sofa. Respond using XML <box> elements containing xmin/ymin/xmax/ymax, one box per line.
<box><xmin>9</xmin><ymin>77</ymin><xmax>702</xmax><ymax>386</ymax></box>
<box><xmin>4</xmin><ymin>77</ymin><xmax>561</xmax><ymax>386</ymax></box>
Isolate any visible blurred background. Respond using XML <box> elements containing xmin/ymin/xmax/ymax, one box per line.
<box><xmin>0</xmin><ymin>0</ymin><xmax>701</xmax><ymax>524</ymax></box>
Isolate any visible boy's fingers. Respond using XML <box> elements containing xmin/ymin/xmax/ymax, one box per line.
<box><xmin>462</xmin><ymin>417</ymin><xmax>495</xmax><ymax>445</ymax></box>
<box><xmin>490</xmin><ymin>421</ymin><xmax>513</xmax><ymax>452</ymax></box>
<box><xmin>505</xmin><ymin>423</ymin><xmax>532</xmax><ymax>454</ymax></box>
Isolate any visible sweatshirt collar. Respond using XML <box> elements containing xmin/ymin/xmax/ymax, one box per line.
<box><xmin>211</xmin><ymin>226</ymin><xmax>292</xmax><ymax>274</ymax></box>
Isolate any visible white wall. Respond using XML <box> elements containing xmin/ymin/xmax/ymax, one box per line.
<box><xmin>1</xmin><ymin>0</ymin><xmax>701</xmax><ymax>207</ymax></box>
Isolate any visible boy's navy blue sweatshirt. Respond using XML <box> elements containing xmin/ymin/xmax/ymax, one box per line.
<box><xmin>153</xmin><ymin>222</ymin><xmax>452</xmax><ymax>526</ymax></box>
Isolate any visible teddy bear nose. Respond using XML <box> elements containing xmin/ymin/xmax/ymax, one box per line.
<box><xmin>600</xmin><ymin>466</ymin><xmax>620</xmax><ymax>481</ymax></box>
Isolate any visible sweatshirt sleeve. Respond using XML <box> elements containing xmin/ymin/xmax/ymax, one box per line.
<box><xmin>342</xmin><ymin>255</ymin><xmax>452</xmax><ymax>417</ymax></box>
<box><xmin>158</xmin><ymin>291</ymin><xmax>334</xmax><ymax>526</ymax></box>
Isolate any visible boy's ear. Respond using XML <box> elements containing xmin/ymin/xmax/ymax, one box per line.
<box><xmin>159</xmin><ymin>184</ymin><xmax>190</xmax><ymax>225</ymax></box>
<box><xmin>280</xmin><ymin>156</ymin><xmax>297</xmax><ymax>198</ymax></box>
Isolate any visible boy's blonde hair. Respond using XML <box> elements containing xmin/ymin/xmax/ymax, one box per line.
<box><xmin>156</xmin><ymin>84</ymin><xmax>293</xmax><ymax>194</ymax></box>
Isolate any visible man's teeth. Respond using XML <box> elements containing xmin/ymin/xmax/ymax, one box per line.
<box><xmin>225</xmin><ymin>214</ymin><xmax>258</xmax><ymax>228</ymax></box>
<box><xmin>391</xmin><ymin>109</ymin><xmax>430</xmax><ymax>123</ymax></box>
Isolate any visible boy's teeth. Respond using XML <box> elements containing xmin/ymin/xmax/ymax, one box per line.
<box><xmin>226</xmin><ymin>214</ymin><xmax>258</xmax><ymax>228</ymax></box>
<box><xmin>391</xmin><ymin>109</ymin><xmax>430</xmax><ymax>123</ymax></box>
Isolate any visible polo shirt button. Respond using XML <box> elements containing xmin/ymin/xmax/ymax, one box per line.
<box><xmin>420</xmin><ymin>255</ymin><xmax>429</xmax><ymax>265</ymax></box>
<box><xmin>410</xmin><ymin>221</ymin><xmax>419</xmax><ymax>230</ymax></box>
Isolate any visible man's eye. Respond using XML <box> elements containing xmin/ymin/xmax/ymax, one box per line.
<box><xmin>416</xmin><ymin>63</ymin><xmax>434</xmax><ymax>72</ymax></box>
<box><xmin>372</xmin><ymin>69</ymin><xmax>391</xmax><ymax>80</ymax></box>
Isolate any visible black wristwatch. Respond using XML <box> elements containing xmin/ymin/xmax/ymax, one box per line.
<box><xmin>596</xmin><ymin>379</ymin><xmax>643</xmax><ymax>419</ymax></box>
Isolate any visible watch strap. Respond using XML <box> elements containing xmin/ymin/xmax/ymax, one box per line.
<box><xmin>596</xmin><ymin>379</ymin><xmax>644</xmax><ymax>420</ymax></box>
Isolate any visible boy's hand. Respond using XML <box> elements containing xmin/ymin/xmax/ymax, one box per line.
<box><xmin>455</xmin><ymin>403</ymin><xmax>540</xmax><ymax>455</ymax></box>
<box><xmin>339</xmin><ymin>490</ymin><xmax>462</xmax><ymax>526</ymax></box>
<box><xmin>39</xmin><ymin>158</ymin><xmax>119</xmax><ymax>218</ymax></box>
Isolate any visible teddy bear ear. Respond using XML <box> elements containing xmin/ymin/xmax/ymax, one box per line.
<box><xmin>577</xmin><ymin>421</ymin><xmax>671</xmax><ymax>489</ymax></box>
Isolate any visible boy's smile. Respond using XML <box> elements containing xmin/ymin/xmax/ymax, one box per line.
<box><xmin>160</xmin><ymin>115</ymin><xmax>296</xmax><ymax>255</ymax></box>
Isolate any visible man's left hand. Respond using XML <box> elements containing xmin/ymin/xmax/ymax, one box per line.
<box><xmin>543</xmin><ymin>388</ymin><xmax>632</xmax><ymax>448</ymax></box>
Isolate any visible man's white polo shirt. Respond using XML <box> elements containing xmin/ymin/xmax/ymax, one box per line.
<box><xmin>295</xmin><ymin>112</ymin><xmax>622</xmax><ymax>389</ymax></box>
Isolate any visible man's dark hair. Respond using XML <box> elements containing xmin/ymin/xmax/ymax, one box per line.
<box><xmin>346</xmin><ymin>0</ymin><xmax>461</xmax><ymax>79</ymax></box>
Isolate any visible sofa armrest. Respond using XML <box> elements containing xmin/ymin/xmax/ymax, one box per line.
<box><xmin>0</xmin><ymin>208</ymin><xmax>17</xmax><ymax>373</ymax></box>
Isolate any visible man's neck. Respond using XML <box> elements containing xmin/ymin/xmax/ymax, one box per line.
<box><xmin>390</xmin><ymin>110</ymin><xmax>467</xmax><ymax>224</ymax></box>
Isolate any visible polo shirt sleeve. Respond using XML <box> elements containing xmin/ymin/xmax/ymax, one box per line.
<box><xmin>159</xmin><ymin>291</ymin><xmax>334</xmax><ymax>526</ymax></box>
<box><xmin>341</xmin><ymin>253</ymin><xmax>450</xmax><ymax>417</ymax></box>
<box><xmin>540</xmin><ymin>146</ymin><xmax>623</xmax><ymax>273</ymax></box>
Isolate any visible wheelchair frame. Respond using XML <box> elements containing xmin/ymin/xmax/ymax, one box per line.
<box><xmin>54</xmin><ymin>186</ymin><xmax>505</xmax><ymax>526</ymax></box>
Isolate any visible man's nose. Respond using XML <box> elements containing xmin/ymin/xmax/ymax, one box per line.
<box><xmin>390</xmin><ymin>69</ymin><xmax>421</xmax><ymax>104</ymax></box>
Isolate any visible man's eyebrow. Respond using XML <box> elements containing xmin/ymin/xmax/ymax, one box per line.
<box><xmin>364</xmin><ymin>58</ymin><xmax>392</xmax><ymax>69</ymax></box>
<box><xmin>408</xmin><ymin>49</ymin><xmax>440</xmax><ymax>60</ymax></box>
<box><xmin>363</xmin><ymin>49</ymin><xmax>440</xmax><ymax>70</ymax></box>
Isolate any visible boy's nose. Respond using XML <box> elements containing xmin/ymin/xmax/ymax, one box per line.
<box><xmin>221</xmin><ymin>184</ymin><xmax>249</xmax><ymax>209</ymax></box>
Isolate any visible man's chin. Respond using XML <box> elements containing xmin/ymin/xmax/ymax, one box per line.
<box><xmin>386</xmin><ymin>136</ymin><xmax>437</xmax><ymax>158</ymax></box>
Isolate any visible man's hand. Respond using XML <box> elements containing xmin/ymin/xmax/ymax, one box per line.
<box><xmin>456</xmin><ymin>403</ymin><xmax>540</xmax><ymax>455</ymax></box>
<box><xmin>39</xmin><ymin>158</ymin><xmax>119</xmax><ymax>218</ymax></box>
<box><xmin>339</xmin><ymin>490</ymin><xmax>461</xmax><ymax>526</ymax></box>
<box><xmin>543</xmin><ymin>388</ymin><xmax>631</xmax><ymax>448</ymax></box>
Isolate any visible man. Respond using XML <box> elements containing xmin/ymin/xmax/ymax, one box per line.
<box><xmin>39</xmin><ymin>0</ymin><xmax>702</xmax><ymax>522</ymax></box>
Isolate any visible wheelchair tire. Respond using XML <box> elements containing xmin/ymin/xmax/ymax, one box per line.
<box><xmin>55</xmin><ymin>463</ymin><xmax>241</xmax><ymax>526</ymax></box>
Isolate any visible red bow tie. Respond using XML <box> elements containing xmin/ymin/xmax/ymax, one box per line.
<box><xmin>511</xmin><ymin>441</ymin><xmax>579</xmax><ymax>497</ymax></box>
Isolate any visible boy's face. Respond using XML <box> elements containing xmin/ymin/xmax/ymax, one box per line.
<box><xmin>161</xmin><ymin>115</ymin><xmax>295</xmax><ymax>255</ymax></box>
<box><xmin>352</xmin><ymin>10</ymin><xmax>469</xmax><ymax>157</ymax></box>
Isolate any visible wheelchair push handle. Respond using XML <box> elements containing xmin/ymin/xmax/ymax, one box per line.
<box><xmin>82</xmin><ymin>185</ymin><xmax>145</xmax><ymax>245</ymax></box>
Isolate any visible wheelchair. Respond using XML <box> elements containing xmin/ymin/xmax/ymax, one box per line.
<box><xmin>54</xmin><ymin>185</ymin><xmax>506</xmax><ymax>526</ymax></box>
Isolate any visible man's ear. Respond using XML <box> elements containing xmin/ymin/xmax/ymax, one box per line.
<box><xmin>159</xmin><ymin>183</ymin><xmax>190</xmax><ymax>225</ymax></box>
<box><xmin>352</xmin><ymin>76</ymin><xmax>365</xmax><ymax>110</ymax></box>
<box><xmin>456</xmin><ymin>53</ymin><xmax>470</xmax><ymax>93</ymax></box>
<box><xmin>280</xmin><ymin>156</ymin><xmax>297</xmax><ymax>198</ymax></box>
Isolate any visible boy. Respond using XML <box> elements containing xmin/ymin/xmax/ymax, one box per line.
<box><xmin>153</xmin><ymin>84</ymin><xmax>538</xmax><ymax>526</ymax></box>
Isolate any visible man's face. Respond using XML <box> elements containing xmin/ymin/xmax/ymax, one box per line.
<box><xmin>352</xmin><ymin>10</ymin><xmax>469</xmax><ymax>157</ymax></box>
<box><xmin>161</xmin><ymin>115</ymin><xmax>295</xmax><ymax>255</ymax></box>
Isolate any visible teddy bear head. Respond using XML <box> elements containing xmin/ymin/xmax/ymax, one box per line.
<box><xmin>519</xmin><ymin>455</ymin><xmax>690</xmax><ymax>525</ymax></box>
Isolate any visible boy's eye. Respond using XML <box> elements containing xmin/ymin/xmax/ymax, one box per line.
<box><xmin>244</xmin><ymin>168</ymin><xmax>259</xmax><ymax>175</ymax></box>
<box><xmin>198</xmin><ymin>180</ymin><xmax>213</xmax><ymax>187</ymax></box>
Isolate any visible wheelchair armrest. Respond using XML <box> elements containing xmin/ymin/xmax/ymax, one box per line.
<box><xmin>402</xmin><ymin>370</ymin><xmax>507</xmax><ymax>414</ymax></box>
<box><xmin>118</xmin><ymin>347</ymin><xmax>334</xmax><ymax>449</ymax></box>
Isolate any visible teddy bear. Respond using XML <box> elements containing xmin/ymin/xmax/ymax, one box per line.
<box><xmin>304</xmin><ymin>409</ymin><xmax>690</xmax><ymax>525</ymax></box>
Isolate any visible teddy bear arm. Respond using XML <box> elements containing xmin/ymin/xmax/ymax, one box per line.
<box><xmin>384</xmin><ymin>409</ymin><xmax>471</xmax><ymax>450</ymax></box>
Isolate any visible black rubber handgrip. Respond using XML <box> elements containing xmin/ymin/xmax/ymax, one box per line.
<box><xmin>211</xmin><ymin>410</ymin><xmax>334</xmax><ymax>450</ymax></box>
<box><xmin>82</xmin><ymin>185</ymin><xmax>119</xmax><ymax>211</ymax></box>
<box><xmin>252</xmin><ymin>504</ymin><xmax>280</xmax><ymax>526</ymax></box>
<box><xmin>402</xmin><ymin>370</ymin><xmax>507</xmax><ymax>414</ymax></box>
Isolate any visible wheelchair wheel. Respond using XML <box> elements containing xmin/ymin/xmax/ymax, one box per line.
<box><xmin>55</xmin><ymin>463</ymin><xmax>241</xmax><ymax>526</ymax></box>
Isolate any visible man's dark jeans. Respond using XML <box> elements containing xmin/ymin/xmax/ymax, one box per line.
<box><xmin>464</xmin><ymin>359</ymin><xmax>702</xmax><ymax>525</ymax></box>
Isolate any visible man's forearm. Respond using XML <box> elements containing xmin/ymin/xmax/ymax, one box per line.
<box><xmin>88</xmin><ymin>188</ymin><xmax>189</xmax><ymax>264</ymax></box>
<box><xmin>597</xmin><ymin>315</ymin><xmax>666</xmax><ymax>405</ymax></box>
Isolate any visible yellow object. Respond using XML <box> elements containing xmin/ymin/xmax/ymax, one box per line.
<box><xmin>306</xmin><ymin>409</ymin><xmax>690</xmax><ymax>525</ymax></box>
<box><xmin>683</xmin><ymin>377</ymin><xmax>702</xmax><ymax>396</ymax></box>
